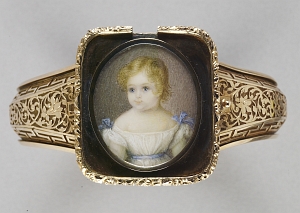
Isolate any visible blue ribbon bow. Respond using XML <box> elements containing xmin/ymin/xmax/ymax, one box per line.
<box><xmin>172</xmin><ymin>111</ymin><xmax>194</xmax><ymax>128</ymax></box>
<box><xmin>98</xmin><ymin>118</ymin><xmax>114</xmax><ymax>130</ymax></box>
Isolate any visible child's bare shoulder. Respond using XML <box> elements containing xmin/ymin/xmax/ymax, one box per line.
<box><xmin>114</xmin><ymin>110</ymin><xmax>132</xmax><ymax>130</ymax></box>
<box><xmin>158</xmin><ymin>109</ymin><xmax>177</xmax><ymax>129</ymax></box>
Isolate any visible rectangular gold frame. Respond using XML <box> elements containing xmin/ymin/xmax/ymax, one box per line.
<box><xmin>74</xmin><ymin>26</ymin><xmax>221</xmax><ymax>186</ymax></box>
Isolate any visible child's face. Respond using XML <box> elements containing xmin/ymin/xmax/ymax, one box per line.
<box><xmin>127</xmin><ymin>71</ymin><xmax>160</xmax><ymax>112</ymax></box>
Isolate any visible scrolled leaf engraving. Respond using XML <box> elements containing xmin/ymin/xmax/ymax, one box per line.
<box><xmin>218</xmin><ymin>68</ymin><xmax>287</xmax><ymax>145</ymax></box>
<box><xmin>10</xmin><ymin>72</ymin><xmax>76</xmax><ymax>147</ymax></box>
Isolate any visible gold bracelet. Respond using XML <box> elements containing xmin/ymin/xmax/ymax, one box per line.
<box><xmin>9</xmin><ymin>26</ymin><xmax>286</xmax><ymax>185</ymax></box>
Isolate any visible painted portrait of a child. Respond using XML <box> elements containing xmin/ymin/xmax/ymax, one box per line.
<box><xmin>98</xmin><ymin>56</ymin><xmax>195</xmax><ymax>167</ymax></box>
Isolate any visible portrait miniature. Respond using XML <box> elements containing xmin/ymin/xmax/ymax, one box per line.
<box><xmin>98</xmin><ymin>56</ymin><xmax>195</xmax><ymax>167</ymax></box>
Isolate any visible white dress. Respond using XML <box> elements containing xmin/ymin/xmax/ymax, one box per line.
<box><xmin>101</xmin><ymin>115</ymin><xmax>193</xmax><ymax>167</ymax></box>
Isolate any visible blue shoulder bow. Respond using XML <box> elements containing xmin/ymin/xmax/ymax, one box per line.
<box><xmin>172</xmin><ymin>111</ymin><xmax>194</xmax><ymax>128</ymax></box>
<box><xmin>98</xmin><ymin>118</ymin><xmax>114</xmax><ymax>130</ymax></box>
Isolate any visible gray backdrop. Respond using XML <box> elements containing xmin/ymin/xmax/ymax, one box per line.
<box><xmin>1</xmin><ymin>0</ymin><xmax>299</xmax><ymax>212</ymax></box>
<box><xmin>94</xmin><ymin>44</ymin><xmax>198</xmax><ymax>125</ymax></box>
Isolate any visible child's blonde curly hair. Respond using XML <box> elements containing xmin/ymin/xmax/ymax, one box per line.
<box><xmin>117</xmin><ymin>56</ymin><xmax>171</xmax><ymax>101</ymax></box>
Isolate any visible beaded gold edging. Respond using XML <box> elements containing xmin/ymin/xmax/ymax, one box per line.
<box><xmin>75</xmin><ymin>26</ymin><xmax>220</xmax><ymax>185</ymax></box>
<box><xmin>74</xmin><ymin>26</ymin><xmax>133</xmax><ymax>181</ymax></box>
<box><xmin>75</xmin><ymin>26</ymin><xmax>133</xmax><ymax>65</ymax></box>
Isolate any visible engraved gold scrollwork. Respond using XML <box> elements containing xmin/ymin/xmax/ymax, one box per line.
<box><xmin>218</xmin><ymin>66</ymin><xmax>287</xmax><ymax>145</ymax></box>
<box><xmin>9</xmin><ymin>26</ymin><xmax>287</xmax><ymax>185</ymax></box>
<box><xmin>11</xmin><ymin>84</ymin><xmax>74</xmax><ymax>132</ymax></box>
<box><xmin>10</xmin><ymin>70</ymin><xmax>77</xmax><ymax>147</ymax></box>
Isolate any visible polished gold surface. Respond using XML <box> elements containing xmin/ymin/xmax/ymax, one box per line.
<box><xmin>219</xmin><ymin>62</ymin><xmax>277</xmax><ymax>85</ymax></box>
<box><xmin>18</xmin><ymin>65</ymin><xmax>78</xmax><ymax>88</ymax></box>
<box><xmin>9</xmin><ymin>26</ymin><xmax>287</xmax><ymax>185</ymax></box>
<box><xmin>219</xmin><ymin>135</ymin><xmax>278</xmax><ymax>150</ymax></box>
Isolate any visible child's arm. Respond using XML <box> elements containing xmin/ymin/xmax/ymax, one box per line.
<box><xmin>170</xmin><ymin>123</ymin><xmax>193</xmax><ymax>157</ymax></box>
<box><xmin>171</xmin><ymin>139</ymin><xmax>186</xmax><ymax>157</ymax></box>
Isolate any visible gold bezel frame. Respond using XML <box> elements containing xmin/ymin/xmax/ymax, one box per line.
<box><xmin>74</xmin><ymin>26</ymin><xmax>221</xmax><ymax>186</ymax></box>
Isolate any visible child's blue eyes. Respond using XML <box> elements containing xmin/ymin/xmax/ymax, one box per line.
<box><xmin>128</xmin><ymin>87</ymin><xmax>150</xmax><ymax>93</ymax></box>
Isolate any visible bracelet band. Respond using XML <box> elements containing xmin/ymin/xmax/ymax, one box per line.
<box><xmin>9</xmin><ymin>63</ymin><xmax>287</xmax><ymax>151</ymax></box>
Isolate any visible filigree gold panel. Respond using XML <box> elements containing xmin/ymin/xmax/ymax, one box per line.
<box><xmin>10</xmin><ymin>69</ymin><xmax>77</xmax><ymax>148</ymax></box>
<box><xmin>218</xmin><ymin>65</ymin><xmax>287</xmax><ymax>146</ymax></box>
